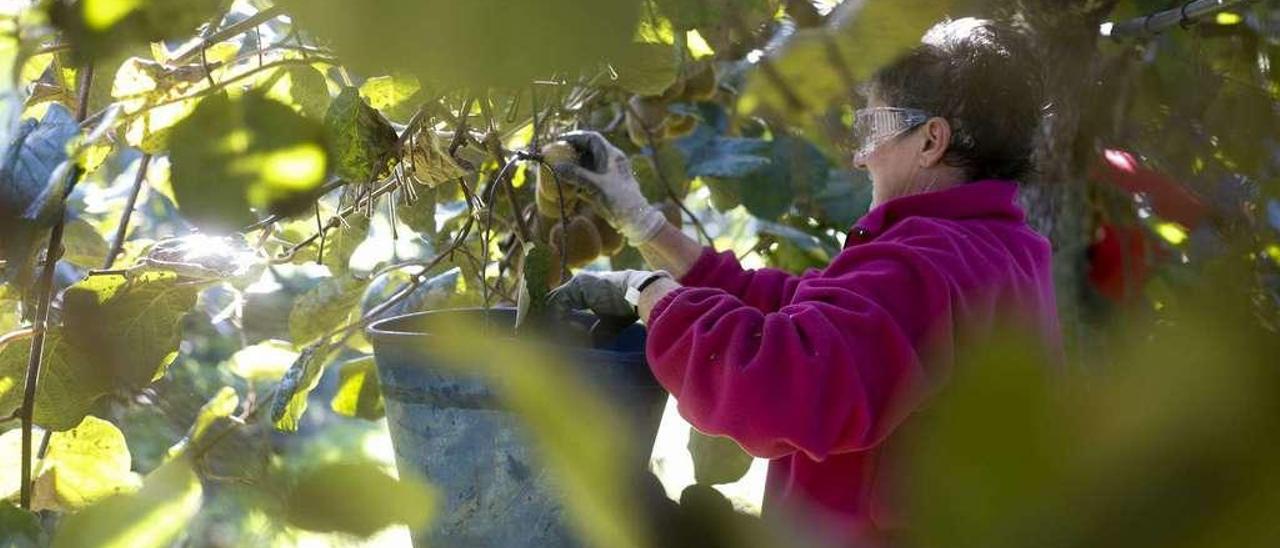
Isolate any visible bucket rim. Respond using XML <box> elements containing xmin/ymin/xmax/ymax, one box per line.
<box><xmin>365</xmin><ymin>307</ymin><xmax>649</xmax><ymax>361</ymax></box>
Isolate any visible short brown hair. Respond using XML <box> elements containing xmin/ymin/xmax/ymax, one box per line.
<box><xmin>869</xmin><ymin>18</ymin><xmax>1044</xmax><ymax>181</ymax></box>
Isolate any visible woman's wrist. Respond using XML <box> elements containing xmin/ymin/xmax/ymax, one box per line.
<box><xmin>637</xmin><ymin>277</ymin><xmax>681</xmax><ymax>322</ymax></box>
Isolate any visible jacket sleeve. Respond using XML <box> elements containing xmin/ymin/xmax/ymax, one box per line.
<box><xmin>679</xmin><ymin>247</ymin><xmax>823</xmax><ymax>314</ymax></box>
<box><xmin>647</xmin><ymin>242</ymin><xmax>954</xmax><ymax>461</ymax></box>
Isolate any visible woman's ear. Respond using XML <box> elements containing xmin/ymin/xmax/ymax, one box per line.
<box><xmin>918</xmin><ymin>117</ymin><xmax>952</xmax><ymax>167</ymax></box>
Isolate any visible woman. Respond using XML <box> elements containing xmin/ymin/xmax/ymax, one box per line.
<box><xmin>549</xmin><ymin>18</ymin><xmax>1061</xmax><ymax>543</ymax></box>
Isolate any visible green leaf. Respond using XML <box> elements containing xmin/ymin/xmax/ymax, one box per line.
<box><xmin>263</xmin><ymin>65</ymin><xmax>332</xmax><ymax>121</ymax></box>
<box><xmin>283</xmin><ymin>461</ymin><xmax>435</xmax><ymax>537</ymax></box>
<box><xmin>358</xmin><ymin>74</ymin><xmax>422</xmax><ymax>123</ymax></box>
<box><xmin>0</xmin><ymin>416</ymin><xmax>141</xmax><ymax>511</ymax></box>
<box><xmin>47</xmin><ymin>0</ymin><xmax>229</xmax><ymax>63</ymax></box>
<box><xmin>166</xmin><ymin>386</ymin><xmax>238</xmax><ymax>458</ymax></box>
<box><xmin>0</xmin><ymin>501</ymin><xmax>42</xmax><ymax>547</ymax></box>
<box><xmin>289</xmin><ymin>275</ymin><xmax>369</xmax><ymax>346</ymax></box>
<box><xmin>38</xmin><ymin>417</ymin><xmax>141</xmax><ymax>511</ymax></box>
<box><xmin>329</xmin><ymin>357</ymin><xmax>383</xmax><ymax>420</ymax></box>
<box><xmin>813</xmin><ymin>169</ymin><xmax>872</xmax><ymax>228</ymax></box>
<box><xmin>682</xmin><ymin>137</ymin><xmax>771</xmax><ymax>179</ymax></box>
<box><xmin>280</xmin><ymin>0</ymin><xmax>642</xmax><ymax>88</ymax></box>
<box><xmin>0</xmin><ymin>104</ymin><xmax>79</xmax><ymax>288</ymax></box>
<box><xmin>324</xmin><ymin>86</ymin><xmax>398</xmax><ymax>184</ymax></box>
<box><xmin>687</xmin><ymin>429</ymin><xmax>754</xmax><ymax>485</ymax></box>
<box><xmin>61</xmin><ymin>218</ymin><xmax>109</xmax><ymax>267</ymax></box>
<box><xmin>517</xmin><ymin>243</ymin><xmax>556</xmax><ymax>329</ymax></box>
<box><xmin>321</xmin><ymin>211</ymin><xmax>369</xmax><ymax>274</ymax></box>
<box><xmin>758</xmin><ymin>220</ymin><xmax>835</xmax><ymax>273</ymax></box>
<box><xmin>633</xmin><ymin>143</ymin><xmax>690</xmax><ymax>203</ymax></box>
<box><xmin>405</xmin><ymin>127</ymin><xmax>465</xmax><ymax>187</ymax></box>
<box><xmin>738</xmin><ymin>136</ymin><xmax>830</xmax><ymax>221</ymax></box>
<box><xmin>1</xmin><ymin>272</ymin><xmax>204</xmax><ymax>429</ymax></box>
<box><xmin>226</xmin><ymin>339</ymin><xmax>298</xmax><ymax>382</ymax></box>
<box><xmin>62</xmin><ymin>271</ymin><xmax>198</xmax><ymax>391</ymax></box>
<box><xmin>396</xmin><ymin>186</ymin><xmax>436</xmax><ymax>235</ymax></box>
<box><xmin>110</xmin><ymin>57</ymin><xmax>197</xmax><ymax>153</ymax></box>
<box><xmin>271</xmin><ymin>341</ymin><xmax>336</xmax><ymax>432</ymax></box>
<box><xmin>53</xmin><ymin>458</ymin><xmax>203</xmax><ymax>548</ymax></box>
<box><xmin>611</xmin><ymin>42</ymin><xmax>679</xmax><ymax>96</ymax></box>
<box><xmin>169</xmin><ymin>92</ymin><xmax>332</xmax><ymax>233</ymax></box>
<box><xmin>0</xmin><ymin>331</ymin><xmax>110</xmax><ymax>431</ymax></box>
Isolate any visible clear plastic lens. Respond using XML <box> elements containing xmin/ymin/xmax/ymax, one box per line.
<box><xmin>852</xmin><ymin>107</ymin><xmax>930</xmax><ymax>163</ymax></box>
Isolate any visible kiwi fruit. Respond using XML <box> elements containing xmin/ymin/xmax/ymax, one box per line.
<box><xmin>548</xmin><ymin>214</ymin><xmax>604</xmax><ymax>268</ymax></box>
<box><xmin>663</xmin><ymin>113</ymin><xmax>698</xmax><ymax>139</ymax></box>
<box><xmin>681</xmin><ymin>62</ymin><xmax>718</xmax><ymax>101</ymax></box>
<box><xmin>536</xmin><ymin>163</ymin><xmax>580</xmax><ymax>217</ymax></box>
<box><xmin>541</xmin><ymin>140</ymin><xmax>579</xmax><ymax>165</ymax></box>
<box><xmin>658</xmin><ymin>202</ymin><xmax>684</xmax><ymax>229</ymax></box>
<box><xmin>591</xmin><ymin>213</ymin><xmax>624</xmax><ymax>255</ymax></box>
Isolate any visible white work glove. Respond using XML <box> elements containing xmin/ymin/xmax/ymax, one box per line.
<box><xmin>548</xmin><ymin>270</ymin><xmax>671</xmax><ymax>321</ymax></box>
<box><xmin>553</xmin><ymin>131</ymin><xmax>667</xmax><ymax>245</ymax></box>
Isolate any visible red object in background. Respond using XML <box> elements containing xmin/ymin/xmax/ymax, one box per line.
<box><xmin>1087</xmin><ymin>224</ymin><xmax>1162</xmax><ymax>304</ymax></box>
<box><xmin>1095</xmin><ymin>149</ymin><xmax>1209</xmax><ymax>228</ymax></box>
<box><xmin>1086</xmin><ymin>150</ymin><xmax>1202</xmax><ymax>304</ymax></box>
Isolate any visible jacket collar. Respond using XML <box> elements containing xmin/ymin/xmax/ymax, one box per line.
<box><xmin>849</xmin><ymin>180</ymin><xmax>1024</xmax><ymax>241</ymax></box>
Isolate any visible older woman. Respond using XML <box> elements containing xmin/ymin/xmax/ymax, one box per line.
<box><xmin>549</xmin><ymin>18</ymin><xmax>1061</xmax><ymax>542</ymax></box>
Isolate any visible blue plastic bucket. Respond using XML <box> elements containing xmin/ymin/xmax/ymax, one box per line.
<box><xmin>367</xmin><ymin>307</ymin><xmax>667</xmax><ymax>547</ymax></box>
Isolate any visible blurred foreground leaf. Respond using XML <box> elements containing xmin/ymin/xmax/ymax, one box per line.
<box><xmin>283</xmin><ymin>461</ymin><xmax>435</xmax><ymax>537</ymax></box>
<box><xmin>53</xmin><ymin>458</ymin><xmax>203</xmax><ymax>548</ymax></box>
<box><xmin>688</xmin><ymin>430</ymin><xmax>753</xmax><ymax>486</ymax></box>
<box><xmin>280</xmin><ymin>0</ymin><xmax>642</xmax><ymax>88</ymax></box>
<box><xmin>425</xmin><ymin>318</ymin><xmax>649</xmax><ymax>548</ymax></box>
<box><xmin>169</xmin><ymin>92</ymin><xmax>331</xmax><ymax>232</ymax></box>
<box><xmin>48</xmin><ymin>0</ymin><xmax>228</xmax><ymax>63</ymax></box>
<box><xmin>906</xmin><ymin>285</ymin><xmax>1280</xmax><ymax>547</ymax></box>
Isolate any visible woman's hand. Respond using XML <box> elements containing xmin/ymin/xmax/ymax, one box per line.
<box><xmin>548</xmin><ymin>269</ymin><xmax>672</xmax><ymax>322</ymax></box>
<box><xmin>551</xmin><ymin>131</ymin><xmax>666</xmax><ymax>244</ymax></box>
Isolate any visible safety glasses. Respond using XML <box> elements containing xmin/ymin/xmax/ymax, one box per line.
<box><xmin>852</xmin><ymin>107</ymin><xmax>931</xmax><ymax>164</ymax></box>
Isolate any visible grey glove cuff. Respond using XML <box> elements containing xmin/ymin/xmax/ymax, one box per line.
<box><xmin>624</xmin><ymin>270</ymin><xmax>672</xmax><ymax>311</ymax></box>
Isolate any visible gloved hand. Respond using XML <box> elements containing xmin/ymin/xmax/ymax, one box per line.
<box><xmin>552</xmin><ymin>131</ymin><xmax>667</xmax><ymax>244</ymax></box>
<box><xmin>548</xmin><ymin>269</ymin><xmax>671</xmax><ymax>321</ymax></box>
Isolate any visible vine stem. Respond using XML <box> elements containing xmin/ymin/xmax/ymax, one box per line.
<box><xmin>20</xmin><ymin>62</ymin><xmax>94</xmax><ymax>509</ymax></box>
<box><xmin>103</xmin><ymin>154</ymin><xmax>151</xmax><ymax>269</ymax></box>
<box><xmin>170</xmin><ymin>6</ymin><xmax>287</xmax><ymax>66</ymax></box>
<box><xmin>619</xmin><ymin>98</ymin><xmax>713</xmax><ymax>245</ymax></box>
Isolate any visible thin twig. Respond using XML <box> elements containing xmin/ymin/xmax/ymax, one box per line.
<box><xmin>0</xmin><ymin>328</ymin><xmax>34</xmax><ymax>351</ymax></box>
<box><xmin>620</xmin><ymin>98</ymin><xmax>713</xmax><ymax>244</ymax></box>
<box><xmin>273</xmin><ymin>179</ymin><xmax>400</xmax><ymax>262</ymax></box>
<box><xmin>171</xmin><ymin>6</ymin><xmax>287</xmax><ymax>66</ymax></box>
<box><xmin>21</xmin><ymin>63</ymin><xmax>93</xmax><ymax>508</ymax></box>
<box><xmin>104</xmin><ymin>154</ymin><xmax>151</xmax><ymax>269</ymax></box>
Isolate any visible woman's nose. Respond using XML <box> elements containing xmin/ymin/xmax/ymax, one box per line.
<box><xmin>852</xmin><ymin>152</ymin><xmax>869</xmax><ymax>171</ymax></box>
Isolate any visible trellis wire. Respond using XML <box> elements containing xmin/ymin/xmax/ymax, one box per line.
<box><xmin>1102</xmin><ymin>0</ymin><xmax>1257</xmax><ymax>39</ymax></box>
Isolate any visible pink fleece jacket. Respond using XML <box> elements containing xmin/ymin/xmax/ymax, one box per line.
<box><xmin>646</xmin><ymin>180</ymin><xmax>1061</xmax><ymax>541</ymax></box>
